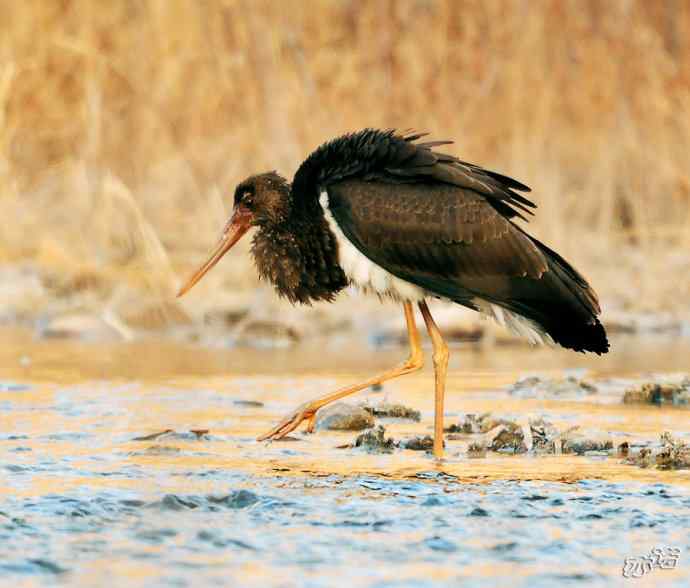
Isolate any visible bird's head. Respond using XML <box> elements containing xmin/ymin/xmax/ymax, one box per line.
<box><xmin>177</xmin><ymin>171</ymin><xmax>290</xmax><ymax>297</ymax></box>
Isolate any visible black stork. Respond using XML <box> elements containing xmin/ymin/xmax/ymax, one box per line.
<box><xmin>177</xmin><ymin>129</ymin><xmax>609</xmax><ymax>458</ymax></box>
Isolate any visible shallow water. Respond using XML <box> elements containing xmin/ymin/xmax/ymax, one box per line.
<box><xmin>1</xmin><ymin>329</ymin><xmax>689</xmax><ymax>587</ymax></box>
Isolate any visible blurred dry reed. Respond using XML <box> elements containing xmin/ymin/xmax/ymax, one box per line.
<box><xmin>0</xmin><ymin>0</ymin><xmax>689</xmax><ymax>332</ymax></box>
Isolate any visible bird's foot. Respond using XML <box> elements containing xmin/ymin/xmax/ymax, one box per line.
<box><xmin>257</xmin><ymin>402</ymin><xmax>319</xmax><ymax>441</ymax></box>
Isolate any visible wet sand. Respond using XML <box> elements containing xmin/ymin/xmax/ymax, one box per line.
<box><xmin>1</xmin><ymin>329</ymin><xmax>689</xmax><ymax>586</ymax></box>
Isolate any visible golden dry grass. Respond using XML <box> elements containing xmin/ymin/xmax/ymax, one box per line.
<box><xmin>1</xmin><ymin>0</ymin><xmax>689</xmax><ymax>330</ymax></box>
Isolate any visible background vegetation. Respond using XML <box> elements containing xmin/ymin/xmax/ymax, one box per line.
<box><xmin>1</xmin><ymin>0</ymin><xmax>689</xmax><ymax>339</ymax></box>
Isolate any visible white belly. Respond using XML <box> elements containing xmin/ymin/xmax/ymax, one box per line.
<box><xmin>319</xmin><ymin>190</ymin><xmax>427</xmax><ymax>302</ymax></box>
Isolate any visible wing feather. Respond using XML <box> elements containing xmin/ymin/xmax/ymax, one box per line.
<box><xmin>327</xmin><ymin>179</ymin><xmax>548</xmax><ymax>298</ymax></box>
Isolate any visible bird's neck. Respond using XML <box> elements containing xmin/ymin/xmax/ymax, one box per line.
<box><xmin>250</xmin><ymin>208</ymin><xmax>348</xmax><ymax>305</ymax></box>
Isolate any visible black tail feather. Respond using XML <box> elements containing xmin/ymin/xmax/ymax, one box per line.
<box><xmin>505</xmin><ymin>238</ymin><xmax>610</xmax><ymax>355</ymax></box>
<box><xmin>511</xmin><ymin>299</ymin><xmax>609</xmax><ymax>354</ymax></box>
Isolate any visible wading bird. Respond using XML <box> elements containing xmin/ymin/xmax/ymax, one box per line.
<box><xmin>178</xmin><ymin>129</ymin><xmax>609</xmax><ymax>458</ymax></box>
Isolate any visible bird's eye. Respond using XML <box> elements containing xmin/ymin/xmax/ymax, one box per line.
<box><xmin>242</xmin><ymin>191</ymin><xmax>254</xmax><ymax>206</ymax></box>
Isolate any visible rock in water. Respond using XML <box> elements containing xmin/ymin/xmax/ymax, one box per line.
<box><xmin>623</xmin><ymin>380</ymin><xmax>690</xmax><ymax>406</ymax></box>
<box><xmin>487</xmin><ymin>422</ymin><xmax>528</xmax><ymax>454</ymax></box>
<box><xmin>624</xmin><ymin>432</ymin><xmax>690</xmax><ymax>470</ymax></box>
<box><xmin>445</xmin><ymin>413</ymin><xmax>494</xmax><ymax>434</ymax></box>
<box><xmin>364</xmin><ymin>402</ymin><xmax>421</xmax><ymax>421</ymax></box>
<box><xmin>315</xmin><ymin>402</ymin><xmax>375</xmax><ymax>431</ymax></box>
<box><xmin>656</xmin><ymin>432</ymin><xmax>690</xmax><ymax>469</ymax></box>
<box><xmin>402</xmin><ymin>436</ymin><xmax>436</xmax><ymax>451</ymax></box>
<box><xmin>508</xmin><ymin>375</ymin><xmax>597</xmax><ymax>399</ymax></box>
<box><xmin>354</xmin><ymin>426</ymin><xmax>395</xmax><ymax>453</ymax></box>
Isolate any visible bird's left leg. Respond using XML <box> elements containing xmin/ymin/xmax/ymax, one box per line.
<box><xmin>257</xmin><ymin>301</ymin><xmax>423</xmax><ymax>441</ymax></box>
<box><xmin>418</xmin><ymin>300</ymin><xmax>449</xmax><ymax>459</ymax></box>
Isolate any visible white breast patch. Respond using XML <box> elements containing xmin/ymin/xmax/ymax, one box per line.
<box><xmin>319</xmin><ymin>190</ymin><xmax>427</xmax><ymax>302</ymax></box>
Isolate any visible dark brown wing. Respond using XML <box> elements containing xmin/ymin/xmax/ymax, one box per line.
<box><xmin>327</xmin><ymin>179</ymin><xmax>548</xmax><ymax>299</ymax></box>
<box><xmin>327</xmin><ymin>179</ymin><xmax>608</xmax><ymax>354</ymax></box>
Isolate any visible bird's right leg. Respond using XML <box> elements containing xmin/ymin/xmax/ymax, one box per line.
<box><xmin>418</xmin><ymin>300</ymin><xmax>449</xmax><ymax>459</ymax></box>
<box><xmin>257</xmin><ymin>301</ymin><xmax>424</xmax><ymax>441</ymax></box>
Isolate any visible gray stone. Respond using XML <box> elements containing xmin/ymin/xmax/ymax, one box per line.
<box><xmin>316</xmin><ymin>402</ymin><xmax>375</xmax><ymax>431</ymax></box>
<box><xmin>354</xmin><ymin>425</ymin><xmax>395</xmax><ymax>454</ymax></box>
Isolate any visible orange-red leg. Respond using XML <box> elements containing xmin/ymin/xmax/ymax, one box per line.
<box><xmin>418</xmin><ymin>300</ymin><xmax>449</xmax><ymax>459</ymax></box>
<box><xmin>257</xmin><ymin>301</ymin><xmax>424</xmax><ymax>441</ymax></box>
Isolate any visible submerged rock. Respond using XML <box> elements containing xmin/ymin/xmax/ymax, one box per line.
<box><xmin>445</xmin><ymin>413</ymin><xmax>496</xmax><ymax>434</ymax></box>
<box><xmin>26</xmin><ymin>559</ymin><xmax>68</xmax><ymax>575</ymax></box>
<box><xmin>624</xmin><ymin>433</ymin><xmax>690</xmax><ymax>470</ymax></box>
<box><xmin>364</xmin><ymin>402</ymin><xmax>421</xmax><ymax>421</ymax></box>
<box><xmin>529</xmin><ymin>417</ymin><xmax>566</xmax><ymax>453</ymax></box>
<box><xmin>446</xmin><ymin>412</ymin><xmax>614</xmax><ymax>457</ymax></box>
<box><xmin>401</xmin><ymin>436</ymin><xmax>436</xmax><ymax>451</ymax></box>
<box><xmin>207</xmin><ymin>490</ymin><xmax>259</xmax><ymax>509</ymax></box>
<box><xmin>627</xmin><ymin>447</ymin><xmax>656</xmax><ymax>469</ymax></box>
<box><xmin>617</xmin><ymin>441</ymin><xmax>630</xmax><ymax>457</ymax></box>
<box><xmin>508</xmin><ymin>375</ymin><xmax>597</xmax><ymax>399</ymax></box>
<box><xmin>316</xmin><ymin>402</ymin><xmax>375</xmax><ymax>431</ymax></box>
<box><xmin>466</xmin><ymin>440</ymin><xmax>488</xmax><ymax>458</ymax></box>
<box><xmin>447</xmin><ymin>414</ymin><xmax>534</xmax><ymax>453</ymax></box>
<box><xmin>154</xmin><ymin>494</ymin><xmax>200</xmax><ymax>511</ymax></box>
<box><xmin>233</xmin><ymin>400</ymin><xmax>265</xmax><ymax>407</ymax></box>
<box><xmin>487</xmin><ymin>422</ymin><xmax>528</xmax><ymax>454</ymax></box>
<box><xmin>622</xmin><ymin>380</ymin><xmax>690</xmax><ymax>406</ymax></box>
<box><xmin>353</xmin><ymin>425</ymin><xmax>395</xmax><ymax>454</ymax></box>
<box><xmin>656</xmin><ymin>432</ymin><xmax>690</xmax><ymax>469</ymax></box>
<box><xmin>562</xmin><ymin>435</ymin><xmax>614</xmax><ymax>455</ymax></box>
<box><xmin>467</xmin><ymin>439</ymin><xmax>486</xmax><ymax>459</ymax></box>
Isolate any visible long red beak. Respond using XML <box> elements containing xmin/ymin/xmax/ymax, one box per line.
<box><xmin>177</xmin><ymin>206</ymin><xmax>252</xmax><ymax>298</ymax></box>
